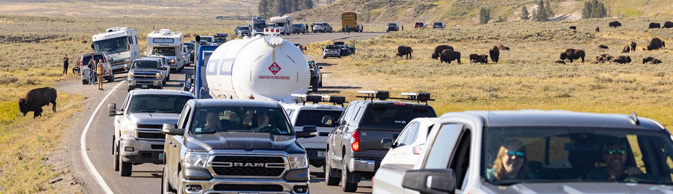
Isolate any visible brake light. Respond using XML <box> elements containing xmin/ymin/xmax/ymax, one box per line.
<box><xmin>393</xmin><ymin>102</ymin><xmax>406</xmax><ymax>106</ymax></box>
<box><xmin>104</xmin><ymin>57</ymin><xmax>108</xmax><ymax>63</ymax></box>
<box><xmin>324</xmin><ymin>49</ymin><xmax>328</xmax><ymax>53</ymax></box>
<box><xmin>413</xmin><ymin>144</ymin><xmax>424</xmax><ymax>155</ymax></box>
<box><xmin>350</xmin><ymin>131</ymin><xmax>360</xmax><ymax>152</ymax></box>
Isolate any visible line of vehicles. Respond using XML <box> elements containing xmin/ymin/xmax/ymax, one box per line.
<box><xmin>93</xmin><ymin>22</ymin><xmax>673</xmax><ymax>194</ymax></box>
<box><xmin>234</xmin><ymin>12</ymin><xmax>364</xmax><ymax>37</ymax></box>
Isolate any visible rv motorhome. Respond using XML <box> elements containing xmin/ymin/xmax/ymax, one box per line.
<box><xmin>146</xmin><ymin>29</ymin><xmax>184</xmax><ymax>72</ymax></box>
<box><xmin>92</xmin><ymin>27</ymin><xmax>140</xmax><ymax>72</ymax></box>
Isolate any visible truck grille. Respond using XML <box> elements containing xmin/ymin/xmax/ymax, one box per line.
<box><xmin>213</xmin><ymin>184</ymin><xmax>283</xmax><ymax>191</ymax></box>
<box><xmin>137</xmin><ymin>124</ymin><xmax>162</xmax><ymax>129</ymax></box>
<box><xmin>133</xmin><ymin>73</ymin><xmax>156</xmax><ymax>79</ymax></box>
<box><xmin>211</xmin><ymin>156</ymin><xmax>286</xmax><ymax>176</ymax></box>
<box><xmin>137</xmin><ymin>131</ymin><xmax>164</xmax><ymax>139</ymax></box>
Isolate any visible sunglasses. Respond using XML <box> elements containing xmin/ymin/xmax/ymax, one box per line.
<box><xmin>605</xmin><ymin>149</ymin><xmax>626</xmax><ymax>155</ymax></box>
<box><xmin>506</xmin><ymin>150</ymin><xmax>525</xmax><ymax>157</ymax></box>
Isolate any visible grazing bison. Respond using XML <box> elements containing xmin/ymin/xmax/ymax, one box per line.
<box><xmin>595</xmin><ymin>27</ymin><xmax>600</xmax><ymax>32</ymax></box>
<box><xmin>440</xmin><ymin>50</ymin><xmax>461</xmax><ymax>64</ymax></box>
<box><xmin>396</xmin><ymin>46</ymin><xmax>413</xmax><ymax>59</ymax></box>
<box><xmin>646</xmin><ymin>38</ymin><xmax>665</xmax><ymax>50</ymax></box>
<box><xmin>18</xmin><ymin>87</ymin><xmax>57</xmax><ymax>118</ymax></box>
<box><xmin>489</xmin><ymin>46</ymin><xmax>500</xmax><ymax>63</ymax></box>
<box><xmin>469</xmin><ymin>54</ymin><xmax>488</xmax><ymax>63</ymax></box>
<box><xmin>621</xmin><ymin>45</ymin><xmax>631</xmax><ymax>53</ymax></box>
<box><xmin>649</xmin><ymin>23</ymin><xmax>661</xmax><ymax>29</ymax></box>
<box><xmin>596</xmin><ymin>54</ymin><xmax>613</xmax><ymax>63</ymax></box>
<box><xmin>664</xmin><ymin>21</ymin><xmax>673</xmax><ymax>28</ymax></box>
<box><xmin>497</xmin><ymin>44</ymin><xmax>510</xmax><ymax>50</ymax></box>
<box><xmin>643</xmin><ymin>57</ymin><xmax>662</xmax><ymax>64</ymax></box>
<box><xmin>570</xmin><ymin>26</ymin><xmax>576</xmax><ymax>30</ymax></box>
<box><xmin>612</xmin><ymin>56</ymin><xmax>632</xmax><ymax>64</ymax></box>
<box><xmin>431</xmin><ymin>45</ymin><xmax>454</xmax><ymax>59</ymax></box>
<box><xmin>598</xmin><ymin>45</ymin><xmax>608</xmax><ymax>49</ymax></box>
<box><xmin>609</xmin><ymin>21</ymin><xmax>621</xmax><ymax>28</ymax></box>
<box><xmin>555</xmin><ymin>60</ymin><xmax>566</xmax><ymax>64</ymax></box>
<box><xmin>630</xmin><ymin>42</ymin><xmax>637</xmax><ymax>52</ymax></box>
<box><xmin>560</xmin><ymin>49</ymin><xmax>585</xmax><ymax>63</ymax></box>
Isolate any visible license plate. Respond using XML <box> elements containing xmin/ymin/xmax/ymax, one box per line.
<box><xmin>159</xmin><ymin>153</ymin><xmax>164</xmax><ymax>160</ymax></box>
<box><xmin>141</xmin><ymin>85</ymin><xmax>148</xmax><ymax>88</ymax></box>
<box><xmin>317</xmin><ymin>150</ymin><xmax>326</xmax><ymax>157</ymax></box>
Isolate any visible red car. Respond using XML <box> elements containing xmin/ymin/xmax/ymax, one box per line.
<box><xmin>414</xmin><ymin>22</ymin><xmax>426</xmax><ymax>28</ymax></box>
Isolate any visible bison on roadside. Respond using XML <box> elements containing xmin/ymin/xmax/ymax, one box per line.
<box><xmin>396</xmin><ymin>46</ymin><xmax>413</xmax><ymax>59</ymax></box>
<box><xmin>646</xmin><ymin>38</ymin><xmax>665</xmax><ymax>50</ymax></box>
<box><xmin>664</xmin><ymin>21</ymin><xmax>673</xmax><ymax>28</ymax></box>
<box><xmin>431</xmin><ymin>45</ymin><xmax>454</xmax><ymax>59</ymax></box>
<box><xmin>612</xmin><ymin>56</ymin><xmax>632</xmax><ymax>64</ymax></box>
<box><xmin>440</xmin><ymin>50</ymin><xmax>461</xmax><ymax>64</ymax></box>
<box><xmin>18</xmin><ymin>87</ymin><xmax>57</xmax><ymax>118</ymax></box>
<box><xmin>609</xmin><ymin>21</ymin><xmax>621</xmax><ymax>28</ymax></box>
<box><xmin>489</xmin><ymin>46</ymin><xmax>500</xmax><ymax>63</ymax></box>
<box><xmin>560</xmin><ymin>49</ymin><xmax>585</xmax><ymax>63</ymax></box>
<box><xmin>649</xmin><ymin>23</ymin><xmax>661</xmax><ymax>29</ymax></box>
<box><xmin>643</xmin><ymin>57</ymin><xmax>662</xmax><ymax>64</ymax></box>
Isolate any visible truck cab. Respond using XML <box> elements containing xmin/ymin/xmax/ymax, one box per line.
<box><xmin>161</xmin><ymin>99</ymin><xmax>316</xmax><ymax>194</ymax></box>
<box><xmin>147</xmin><ymin>29</ymin><xmax>184</xmax><ymax>73</ymax></box>
<box><xmin>127</xmin><ymin>57</ymin><xmax>170</xmax><ymax>91</ymax></box>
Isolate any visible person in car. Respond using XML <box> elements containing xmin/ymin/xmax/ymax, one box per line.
<box><xmin>252</xmin><ymin>111</ymin><xmax>270</xmax><ymax>131</ymax></box>
<box><xmin>486</xmin><ymin>139</ymin><xmax>536</xmax><ymax>182</ymax></box>
<box><xmin>203</xmin><ymin>112</ymin><xmax>223</xmax><ymax>132</ymax></box>
<box><xmin>586</xmin><ymin>141</ymin><xmax>642</xmax><ymax>181</ymax></box>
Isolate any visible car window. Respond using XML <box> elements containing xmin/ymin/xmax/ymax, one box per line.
<box><xmin>177</xmin><ymin>105</ymin><xmax>191</xmax><ymax>130</ymax></box>
<box><xmin>424</xmin><ymin>123</ymin><xmax>464</xmax><ymax>168</ymax></box>
<box><xmin>403</xmin><ymin>122</ymin><xmax>421</xmax><ymax>145</ymax></box>
<box><xmin>127</xmin><ymin>95</ymin><xmax>193</xmax><ymax>114</ymax></box>
<box><xmin>152</xmin><ymin>47</ymin><xmax>176</xmax><ymax>56</ymax></box>
<box><xmin>396</xmin><ymin>122</ymin><xmax>419</xmax><ymax>147</ymax></box>
<box><xmin>359</xmin><ymin>103</ymin><xmax>436</xmax><ymax>130</ymax></box>
<box><xmin>295</xmin><ymin>110</ymin><xmax>342</xmax><ymax>127</ymax></box>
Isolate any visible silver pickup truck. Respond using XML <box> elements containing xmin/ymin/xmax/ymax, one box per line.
<box><xmin>127</xmin><ymin>57</ymin><xmax>170</xmax><ymax>91</ymax></box>
<box><xmin>108</xmin><ymin>90</ymin><xmax>194</xmax><ymax>176</ymax></box>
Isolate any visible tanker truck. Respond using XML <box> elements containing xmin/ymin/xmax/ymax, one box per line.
<box><xmin>192</xmin><ymin>28</ymin><xmax>310</xmax><ymax>103</ymax></box>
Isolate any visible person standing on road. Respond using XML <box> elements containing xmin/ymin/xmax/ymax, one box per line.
<box><xmin>344</xmin><ymin>24</ymin><xmax>349</xmax><ymax>34</ymax></box>
<box><xmin>96</xmin><ymin>59</ymin><xmax>105</xmax><ymax>90</ymax></box>
<box><xmin>305</xmin><ymin>24</ymin><xmax>309</xmax><ymax>33</ymax></box>
<box><xmin>88</xmin><ymin>58</ymin><xmax>96</xmax><ymax>85</ymax></box>
<box><xmin>62</xmin><ymin>54</ymin><xmax>69</xmax><ymax>75</ymax></box>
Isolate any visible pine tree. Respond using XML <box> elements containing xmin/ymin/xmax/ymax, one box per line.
<box><xmin>305</xmin><ymin>0</ymin><xmax>314</xmax><ymax>9</ymax></box>
<box><xmin>582</xmin><ymin>0</ymin><xmax>608</xmax><ymax>19</ymax></box>
<box><xmin>258</xmin><ymin>0</ymin><xmax>269</xmax><ymax>18</ymax></box>
<box><xmin>479</xmin><ymin>7</ymin><xmax>491</xmax><ymax>24</ymax></box>
<box><xmin>521</xmin><ymin>6</ymin><xmax>529</xmax><ymax>20</ymax></box>
<box><xmin>532</xmin><ymin>0</ymin><xmax>553</xmax><ymax>21</ymax></box>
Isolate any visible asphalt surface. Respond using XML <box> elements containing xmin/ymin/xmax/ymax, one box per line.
<box><xmin>78</xmin><ymin>32</ymin><xmax>383</xmax><ymax>194</ymax></box>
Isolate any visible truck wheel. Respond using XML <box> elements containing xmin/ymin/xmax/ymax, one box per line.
<box><xmin>341</xmin><ymin>162</ymin><xmax>358</xmax><ymax>192</ymax></box>
<box><xmin>325</xmin><ymin>152</ymin><xmax>340</xmax><ymax>186</ymax></box>
<box><xmin>113</xmin><ymin>139</ymin><xmax>119</xmax><ymax>171</ymax></box>
<box><xmin>162</xmin><ymin>166</ymin><xmax>177</xmax><ymax>194</ymax></box>
<box><xmin>82</xmin><ymin>80</ymin><xmax>88</xmax><ymax>85</ymax></box>
<box><xmin>162</xmin><ymin>79</ymin><xmax>167</xmax><ymax>86</ymax></box>
<box><xmin>119</xmin><ymin>153</ymin><xmax>132</xmax><ymax>176</ymax></box>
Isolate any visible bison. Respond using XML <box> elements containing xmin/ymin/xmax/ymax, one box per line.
<box><xmin>469</xmin><ymin>54</ymin><xmax>488</xmax><ymax>64</ymax></box>
<box><xmin>630</xmin><ymin>42</ymin><xmax>637</xmax><ymax>52</ymax></box>
<box><xmin>646</xmin><ymin>38</ymin><xmax>665</xmax><ymax>50</ymax></box>
<box><xmin>612</xmin><ymin>56</ymin><xmax>632</xmax><ymax>64</ymax></box>
<box><xmin>664</xmin><ymin>21</ymin><xmax>673</xmax><ymax>28</ymax></box>
<box><xmin>649</xmin><ymin>23</ymin><xmax>661</xmax><ymax>29</ymax></box>
<box><xmin>595</xmin><ymin>27</ymin><xmax>600</xmax><ymax>32</ymax></box>
<box><xmin>596</xmin><ymin>54</ymin><xmax>613</xmax><ymax>63</ymax></box>
<box><xmin>440</xmin><ymin>50</ymin><xmax>461</xmax><ymax>64</ymax></box>
<box><xmin>609</xmin><ymin>21</ymin><xmax>622</xmax><ymax>28</ymax></box>
<box><xmin>396</xmin><ymin>46</ymin><xmax>413</xmax><ymax>59</ymax></box>
<box><xmin>643</xmin><ymin>57</ymin><xmax>662</xmax><ymax>64</ymax></box>
<box><xmin>560</xmin><ymin>49</ymin><xmax>585</xmax><ymax>63</ymax></box>
<box><xmin>598</xmin><ymin>45</ymin><xmax>608</xmax><ymax>49</ymax></box>
<box><xmin>489</xmin><ymin>46</ymin><xmax>500</xmax><ymax>63</ymax></box>
<box><xmin>570</xmin><ymin>26</ymin><xmax>577</xmax><ymax>30</ymax></box>
<box><xmin>19</xmin><ymin>87</ymin><xmax>57</xmax><ymax>118</ymax></box>
<box><xmin>497</xmin><ymin>44</ymin><xmax>510</xmax><ymax>50</ymax></box>
<box><xmin>621</xmin><ymin>45</ymin><xmax>630</xmax><ymax>53</ymax></box>
<box><xmin>555</xmin><ymin>60</ymin><xmax>566</xmax><ymax>64</ymax></box>
<box><xmin>431</xmin><ymin>45</ymin><xmax>454</xmax><ymax>59</ymax></box>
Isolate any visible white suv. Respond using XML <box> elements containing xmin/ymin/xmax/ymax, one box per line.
<box><xmin>380</xmin><ymin>117</ymin><xmax>438</xmax><ymax>166</ymax></box>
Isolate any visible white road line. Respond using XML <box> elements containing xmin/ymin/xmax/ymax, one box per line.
<box><xmin>80</xmin><ymin>81</ymin><xmax>124</xmax><ymax>194</ymax></box>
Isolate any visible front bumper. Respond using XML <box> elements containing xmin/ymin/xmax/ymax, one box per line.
<box><xmin>128</xmin><ymin>79</ymin><xmax>163</xmax><ymax>88</ymax></box>
<box><xmin>305</xmin><ymin>149</ymin><xmax>326</xmax><ymax>167</ymax></box>
<box><xmin>119</xmin><ymin>137</ymin><xmax>165</xmax><ymax>164</ymax></box>
<box><xmin>323</xmin><ymin>53</ymin><xmax>340</xmax><ymax>57</ymax></box>
<box><xmin>179</xmin><ymin>178</ymin><xmax>309</xmax><ymax>194</ymax></box>
<box><xmin>349</xmin><ymin>158</ymin><xmax>376</xmax><ymax>172</ymax></box>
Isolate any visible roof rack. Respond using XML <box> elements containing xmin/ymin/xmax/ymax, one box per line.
<box><xmin>291</xmin><ymin>94</ymin><xmax>346</xmax><ymax>107</ymax></box>
<box><xmin>356</xmin><ymin>91</ymin><xmax>434</xmax><ymax>104</ymax></box>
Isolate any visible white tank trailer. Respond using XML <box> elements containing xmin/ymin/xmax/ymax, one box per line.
<box><xmin>204</xmin><ymin>30</ymin><xmax>309</xmax><ymax>103</ymax></box>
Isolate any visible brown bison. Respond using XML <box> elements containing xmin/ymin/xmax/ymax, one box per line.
<box><xmin>560</xmin><ymin>49</ymin><xmax>585</xmax><ymax>63</ymax></box>
<box><xmin>596</xmin><ymin>54</ymin><xmax>613</xmax><ymax>63</ymax></box>
<box><xmin>643</xmin><ymin>57</ymin><xmax>662</xmax><ymax>64</ymax></box>
<box><xmin>497</xmin><ymin>44</ymin><xmax>510</xmax><ymax>51</ymax></box>
<box><xmin>598</xmin><ymin>45</ymin><xmax>608</xmax><ymax>49</ymax></box>
<box><xmin>489</xmin><ymin>46</ymin><xmax>500</xmax><ymax>63</ymax></box>
<box><xmin>646</xmin><ymin>38</ymin><xmax>665</xmax><ymax>50</ymax></box>
<box><xmin>612</xmin><ymin>56</ymin><xmax>632</xmax><ymax>64</ymax></box>
<box><xmin>609</xmin><ymin>21</ymin><xmax>621</xmax><ymax>28</ymax></box>
<box><xmin>649</xmin><ymin>23</ymin><xmax>661</xmax><ymax>29</ymax></box>
<box><xmin>19</xmin><ymin>87</ymin><xmax>57</xmax><ymax>118</ymax></box>
<box><xmin>595</xmin><ymin>27</ymin><xmax>600</xmax><ymax>32</ymax></box>
<box><xmin>396</xmin><ymin>46</ymin><xmax>413</xmax><ymax>59</ymax></box>
<box><xmin>570</xmin><ymin>26</ymin><xmax>576</xmax><ymax>30</ymax></box>
<box><xmin>440</xmin><ymin>50</ymin><xmax>461</xmax><ymax>64</ymax></box>
<box><xmin>621</xmin><ymin>45</ymin><xmax>630</xmax><ymax>53</ymax></box>
<box><xmin>431</xmin><ymin>45</ymin><xmax>454</xmax><ymax>59</ymax></box>
<box><xmin>664</xmin><ymin>21</ymin><xmax>673</xmax><ymax>28</ymax></box>
<box><xmin>630</xmin><ymin>42</ymin><xmax>637</xmax><ymax>52</ymax></box>
<box><xmin>469</xmin><ymin>54</ymin><xmax>488</xmax><ymax>63</ymax></box>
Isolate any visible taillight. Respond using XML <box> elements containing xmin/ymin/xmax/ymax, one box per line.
<box><xmin>324</xmin><ymin>49</ymin><xmax>328</xmax><ymax>53</ymax></box>
<box><xmin>350</xmin><ymin>131</ymin><xmax>360</xmax><ymax>152</ymax></box>
<box><xmin>104</xmin><ymin>57</ymin><xmax>108</xmax><ymax>63</ymax></box>
<box><xmin>413</xmin><ymin>144</ymin><xmax>424</xmax><ymax>155</ymax></box>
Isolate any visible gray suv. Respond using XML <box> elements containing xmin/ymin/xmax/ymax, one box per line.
<box><xmin>108</xmin><ymin>90</ymin><xmax>194</xmax><ymax>176</ymax></box>
<box><xmin>127</xmin><ymin>58</ymin><xmax>169</xmax><ymax>91</ymax></box>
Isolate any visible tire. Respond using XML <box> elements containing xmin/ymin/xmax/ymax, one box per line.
<box><xmin>119</xmin><ymin>152</ymin><xmax>132</xmax><ymax>176</ymax></box>
<box><xmin>167</xmin><ymin>74</ymin><xmax>170</xmax><ymax>81</ymax></box>
<box><xmin>341</xmin><ymin>161</ymin><xmax>358</xmax><ymax>192</ymax></box>
<box><xmin>323</xmin><ymin>56</ymin><xmax>327</xmax><ymax>59</ymax></box>
<box><xmin>162</xmin><ymin>166</ymin><xmax>177</xmax><ymax>194</ymax></box>
<box><xmin>325</xmin><ymin>151</ymin><xmax>340</xmax><ymax>186</ymax></box>
<box><xmin>162</xmin><ymin>79</ymin><xmax>166</xmax><ymax>86</ymax></box>
<box><xmin>113</xmin><ymin>139</ymin><xmax>119</xmax><ymax>171</ymax></box>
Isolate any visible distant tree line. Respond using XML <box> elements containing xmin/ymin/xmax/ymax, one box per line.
<box><xmin>582</xmin><ymin>0</ymin><xmax>608</xmax><ymax>19</ymax></box>
<box><xmin>531</xmin><ymin>0</ymin><xmax>554</xmax><ymax>22</ymax></box>
<box><xmin>479</xmin><ymin>7</ymin><xmax>491</xmax><ymax>25</ymax></box>
<box><xmin>258</xmin><ymin>0</ymin><xmax>314</xmax><ymax>18</ymax></box>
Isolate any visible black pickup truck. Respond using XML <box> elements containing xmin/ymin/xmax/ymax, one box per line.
<box><xmin>324</xmin><ymin>91</ymin><xmax>436</xmax><ymax>192</ymax></box>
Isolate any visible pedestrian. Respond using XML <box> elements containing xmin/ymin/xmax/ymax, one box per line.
<box><xmin>62</xmin><ymin>54</ymin><xmax>69</xmax><ymax>75</ymax></box>
<box><xmin>87</xmin><ymin>58</ymin><xmax>96</xmax><ymax>85</ymax></box>
<box><xmin>305</xmin><ymin>24</ymin><xmax>308</xmax><ymax>33</ymax></box>
<box><xmin>401</xmin><ymin>24</ymin><xmax>404</xmax><ymax>31</ymax></box>
<box><xmin>72</xmin><ymin>60</ymin><xmax>80</xmax><ymax>75</ymax></box>
<box><xmin>96</xmin><ymin>59</ymin><xmax>105</xmax><ymax>90</ymax></box>
<box><xmin>310</xmin><ymin>23</ymin><xmax>314</xmax><ymax>33</ymax></box>
<box><xmin>344</xmin><ymin>24</ymin><xmax>349</xmax><ymax>34</ymax></box>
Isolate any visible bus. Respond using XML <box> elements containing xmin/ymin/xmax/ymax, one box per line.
<box><xmin>341</xmin><ymin>12</ymin><xmax>363</xmax><ymax>32</ymax></box>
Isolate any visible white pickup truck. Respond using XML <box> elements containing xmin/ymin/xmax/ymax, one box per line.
<box><xmin>373</xmin><ymin>110</ymin><xmax>673</xmax><ymax>193</ymax></box>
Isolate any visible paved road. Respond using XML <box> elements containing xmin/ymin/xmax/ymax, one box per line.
<box><xmin>81</xmin><ymin>32</ymin><xmax>380</xmax><ymax>194</ymax></box>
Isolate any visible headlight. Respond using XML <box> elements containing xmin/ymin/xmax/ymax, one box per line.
<box><xmin>156</xmin><ymin>72</ymin><xmax>162</xmax><ymax>79</ymax></box>
<box><xmin>169</xmin><ymin>59</ymin><xmax>176</xmax><ymax>64</ymax></box>
<box><xmin>121</xmin><ymin>123</ymin><xmax>136</xmax><ymax>137</ymax></box>
<box><xmin>127</xmin><ymin>72</ymin><xmax>134</xmax><ymax>78</ymax></box>
<box><xmin>288</xmin><ymin>155</ymin><xmax>308</xmax><ymax>169</ymax></box>
<box><xmin>124</xmin><ymin>59</ymin><xmax>131</xmax><ymax>64</ymax></box>
<box><xmin>184</xmin><ymin>152</ymin><xmax>209</xmax><ymax>168</ymax></box>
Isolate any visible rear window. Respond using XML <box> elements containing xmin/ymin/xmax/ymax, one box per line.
<box><xmin>325</xmin><ymin>45</ymin><xmax>338</xmax><ymax>49</ymax></box>
<box><xmin>359</xmin><ymin>103</ymin><xmax>436</xmax><ymax>130</ymax></box>
<box><xmin>240</xmin><ymin>26</ymin><xmax>249</xmax><ymax>30</ymax></box>
<box><xmin>82</xmin><ymin>54</ymin><xmax>105</xmax><ymax>65</ymax></box>
<box><xmin>295</xmin><ymin>110</ymin><xmax>343</xmax><ymax>127</ymax></box>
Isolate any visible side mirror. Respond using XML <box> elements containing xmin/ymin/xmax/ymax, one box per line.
<box><xmin>381</xmin><ymin>139</ymin><xmax>393</xmax><ymax>149</ymax></box>
<box><xmin>161</xmin><ymin>123</ymin><xmax>184</xmax><ymax>135</ymax></box>
<box><xmin>109</xmin><ymin>57</ymin><xmax>114</xmax><ymax>62</ymax></box>
<box><xmin>296</xmin><ymin>125</ymin><xmax>317</xmax><ymax>138</ymax></box>
<box><xmin>402</xmin><ymin>169</ymin><xmax>456</xmax><ymax>193</ymax></box>
<box><xmin>108</xmin><ymin>103</ymin><xmax>118</xmax><ymax>117</ymax></box>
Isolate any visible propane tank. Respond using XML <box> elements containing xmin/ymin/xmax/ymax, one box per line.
<box><xmin>205</xmin><ymin>28</ymin><xmax>309</xmax><ymax>103</ymax></box>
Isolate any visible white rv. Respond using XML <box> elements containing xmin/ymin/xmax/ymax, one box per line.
<box><xmin>269</xmin><ymin>16</ymin><xmax>293</xmax><ymax>35</ymax></box>
<box><xmin>251</xmin><ymin>16</ymin><xmax>267</xmax><ymax>36</ymax></box>
<box><xmin>92</xmin><ymin>27</ymin><xmax>140</xmax><ymax>72</ymax></box>
<box><xmin>147</xmin><ymin>29</ymin><xmax>184</xmax><ymax>72</ymax></box>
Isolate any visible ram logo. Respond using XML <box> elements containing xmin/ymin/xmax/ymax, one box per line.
<box><xmin>233</xmin><ymin>162</ymin><xmax>266</xmax><ymax>167</ymax></box>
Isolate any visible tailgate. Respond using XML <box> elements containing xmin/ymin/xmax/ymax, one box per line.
<box><xmin>355</xmin><ymin>127</ymin><xmax>402</xmax><ymax>154</ymax></box>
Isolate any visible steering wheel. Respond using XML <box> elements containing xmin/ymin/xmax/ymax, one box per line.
<box><xmin>259</xmin><ymin>126</ymin><xmax>282</xmax><ymax>134</ymax></box>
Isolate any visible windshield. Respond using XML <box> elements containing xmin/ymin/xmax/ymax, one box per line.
<box><xmin>482</xmin><ymin>127</ymin><xmax>673</xmax><ymax>186</ymax></box>
<box><xmin>201</xmin><ymin>37</ymin><xmax>214</xmax><ymax>42</ymax></box>
<box><xmin>253</xmin><ymin>23</ymin><xmax>266</xmax><ymax>29</ymax></box>
<box><xmin>132</xmin><ymin>61</ymin><xmax>160</xmax><ymax>69</ymax></box>
<box><xmin>295</xmin><ymin>110</ymin><xmax>342</xmax><ymax>127</ymax></box>
<box><xmin>190</xmin><ymin>107</ymin><xmax>292</xmax><ymax>135</ymax></box>
<box><xmin>82</xmin><ymin>55</ymin><xmax>105</xmax><ymax>66</ymax></box>
<box><xmin>388</xmin><ymin>23</ymin><xmax>396</xmax><ymax>26</ymax></box>
<box><xmin>325</xmin><ymin>45</ymin><xmax>338</xmax><ymax>49</ymax></box>
<box><xmin>127</xmin><ymin>95</ymin><xmax>192</xmax><ymax>113</ymax></box>
<box><xmin>151</xmin><ymin>47</ymin><xmax>176</xmax><ymax>56</ymax></box>
<box><xmin>93</xmin><ymin>36</ymin><xmax>129</xmax><ymax>54</ymax></box>
<box><xmin>360</xmin><ymin>104</ymin><xmax>436</xmax><ymax>129</ymax></box>
<box><xmin>240</xmin><ymin>26</ymin><xmax>249</xmax><ymax>30</ymax></box>
<box><xmin>184</xmin><ymin>43</ymin><xmax>194</xmax><ymax>52</ymax></box>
